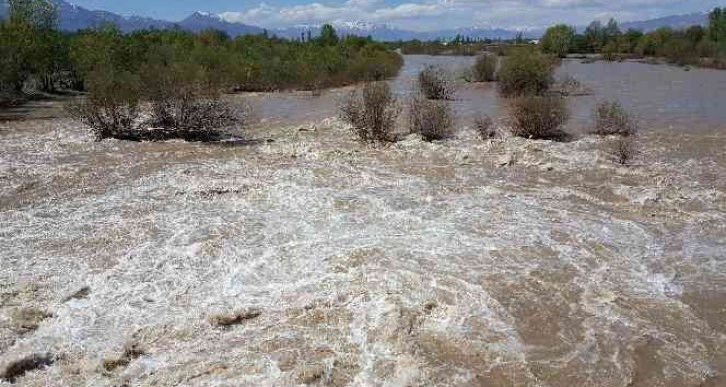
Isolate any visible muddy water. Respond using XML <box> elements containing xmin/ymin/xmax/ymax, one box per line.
<box><xmin>1</xmin><ymin>57</ymin><xmax>726</xmax><ymax>387</ymax></box>
<box><xmin>248</xmin><ymin>55</ymin><xmax>726</xmax><ymax>135</ymax></box>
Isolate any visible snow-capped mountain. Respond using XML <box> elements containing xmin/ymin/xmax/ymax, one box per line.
<box><xmin>0</xmin><ymin>1</ymin><xmax>712</xmax><ymax>41</ymax></box>
<box><xmin>180</xmin><ymin>11</ymin><xmax>263</xmax><ymax>35</ymax></box>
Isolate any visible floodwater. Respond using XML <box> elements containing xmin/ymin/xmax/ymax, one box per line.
<box><xmin>1</xmin><ymin>57</ymin><xmax>725</xmax><ymax>386</ymax></box>
<box><xmin>249</xmin><ymin>55</ymin><xmax>726</xmax><ymax>135</ymax></box>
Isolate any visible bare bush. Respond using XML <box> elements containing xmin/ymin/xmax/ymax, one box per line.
<box><xmin>472</xmin><ymin>55</ymin><xmax>498</xmax><ymax>82</ymax></box>
<box><xmin>553</xmin><ymin>74</ymin><xmax>592</xmax><ymax>96</ymax></box>
<box><xmin>498</xmin><ymin>49</ymin><xmax>555</xmax><ymax>98</ymax></box>
<box><xmin>145</xmin><ymin>95</ymin><xmax>247</xmax><ymax>139</ymax></box>
<box><xmin>409</xmin><ymin>94</ymin><xmax>454</xmax><ymax>141</ymax></box>
<box><xmin>475</xmin><ymin>115</ymin><xmax>497</xmax><ymax>140</ymax></box>
<box><xmin>65</xmin><ymin>70</ymin><xmax>141</xmax><ymax>141</ymax></box>
<box><xmin>67</xmin><ymin>98</ymin><xmax>140</xmax><ymax>141</ymax></box>
<box><xmin>340</xmin><ymin>81</ymin><xmax>399</xmax><ymax>143</ymax></box>
<box><xmin>611</xmin><ymin>136</ymin><xmax>637</xmax><ymax>165</ymax></box>
<box><xmin>593</xmin><ymin>100</ymin><xmax>638</xmax><ymax>136</ymax></box>
<box><xmin>508</xmin><ymin>96</ymin><xmax>570</xmax><ymax>141</ymax></box>
<box><xmin>418</xmin><ymin>65</ymin><xmax>453</xmax><ymax>100</ymax></box>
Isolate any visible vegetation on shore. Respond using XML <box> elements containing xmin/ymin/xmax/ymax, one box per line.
<box><xmin>0</xmin><ymin>0</ymin><xmax>403</xmax><ymax>111</ymax></box>
<box><xmin>541</xmin><ymin>8</ymin><xmax>726</xmax><ymax>67</ymax></box>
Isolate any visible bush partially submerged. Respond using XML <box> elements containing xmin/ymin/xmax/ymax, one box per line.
<box><xmin>593</xmin><ymin>100</ymin><xmax>638</xmax><ymax>136</ymax></box>
<box><xmin>418</xmin><ymin>65</ymin><xmax>453</xmax><ymax>100</ymax></box>
<box><xmin>475</xmin><ymin>115</ymin><xmax>497</xmax><ymax>140</ymax></box>
<box><xmin>340</xmin><ymin>81</ymin><xmax>399</xmax><ymax>143</ymax></box>
<box><xmin>472</xmin><ymin>55</ymin><xmax>498</xmax><ymax>82</ymax></box>
<box><xmin>409</xmin><ymin>94</ymin><xmax>454</xmax><ymax>141</ymax></box>
<box><xmin>68</xmin><ymin>63</ymin><xmax>248</xmax><ymax>142</ymax></box>
<box><xmin>611</xmin><ymin>136</ymin><xmax>637</xmax><ymax>165</ymax></box>
<box><xmin>497</xmin><ymin>49</ymin><xmax>555</xmax><ymax>97</ymax></box>
<box><xmin>508</xmin><ymin>96</ymin><xmax>570</xmax><ymax>141</ymax></box>
<box><xmin>66</xmin><ymin>69</ymin><xmax>141</xmax><ymax>141</ymax></box>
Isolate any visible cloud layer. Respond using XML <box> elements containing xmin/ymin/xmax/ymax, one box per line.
<box><xmin>219</xmin><ymin>0</ymin><xmax>720</xmax><ymax>31</ymax></box>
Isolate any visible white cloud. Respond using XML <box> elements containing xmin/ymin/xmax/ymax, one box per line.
<box><xmin>219</xmin><ymin>0</ymin><xmax>720</xmax><ymax>31</ymax></box>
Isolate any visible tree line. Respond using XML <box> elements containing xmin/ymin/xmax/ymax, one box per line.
<box><xmin>541</xmin><ymin>7</ymin><xmax>726</xmax><ymax>67</ymax></box>
<box><xmin>0</xmin><ymin>0</ymin><xmax>403</xmax><ymax>106</ymax></box>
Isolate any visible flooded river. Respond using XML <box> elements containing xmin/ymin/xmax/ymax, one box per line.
<box><xmin>1</xmin><ymin>56</ymin><xmax>725</xmax><ymax>386</ymax></box>
<box><xmin>248</xmin><ymin>55</ymin><xmax>726</xmax><ymax>135</ymax></box>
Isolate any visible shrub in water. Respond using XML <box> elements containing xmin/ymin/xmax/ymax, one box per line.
<box><xmin>497</xmin><ymin>49</ymin><xmax>555</xmax><ymax>97</ymax></box>
<box><xmin>418</xmin><ymin>65</ymin><xmax>453</xmax><ymax>100</ymax></box>
<box><xmin>611</xmin><ymin>136</ymin><xmax>637</xmax><ymax>165</ymax></box>
<box><xmin>409</xmin><ymin>94</ymin><xmax>454</xmax><ymax>141</ymax></box>
<box><xmin>340</xmin><ymin>81</ymin><xmax>399</xmax><ymax>143</ymax></box>
<box><xmin>472</xmin><ymin>54</ymin><xmax>498</xmax><ymax>82</ymax></box>
<box><xmin>593</xmin><ymin>100</ymin><xmax>638</xmax><ymax>136</ymax></box>
<box><xmin>66</xmin><ymin>69</ymin><xmax>141</xmax><ymax>141</ymax></box>
<box><xmin>508</xmin><ymin>96</ymin><xmax>570</xmax><ymax>141</ymax></box>
<box><xmin>475</xmin><ymin>115</ymin><xmax>497</xmax><ymax>140</ymax></box>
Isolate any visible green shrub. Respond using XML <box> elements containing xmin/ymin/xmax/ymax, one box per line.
<box><xmin>497</xmin><ymin>49</ymin><xmax>555</xmax><ymax>97</ymax></box>
<box><xmin>472</xmin><ymin>55</ymin><xmax>497</xmax><ymax>82</ymax></box>
<box><xmin>593</xmin><ymin>100</ymin><xmax>637</xmax><ymax>136</ymax></box>
<box><xmin>508</xmin><ymin>96</ymin><xmax>569</xmax><ymax>141</ymax></box>
<box><xmin>340</xmin><ymin>81</ymin><xmax>399</xmax><ymax>143</ymax></box>
<box><xmin>418</xmin><ymin>65</ymin><xmax>453</xmax><ymax>100</ymax></box>
<box><xmin>409</xmin><ymin>94</ymin><xmax>454</xmax><ymax>141</ymax></box>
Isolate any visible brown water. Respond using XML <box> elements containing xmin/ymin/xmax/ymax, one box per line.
<box><xmin>245</xmin><ymin>55</ymin><xmax>726</xmax><ymax>136</ymax></box>
<box><xmin>1</xmin><ymin>57</ymin><xmax>725</xmax><ymax>387</ymax></box>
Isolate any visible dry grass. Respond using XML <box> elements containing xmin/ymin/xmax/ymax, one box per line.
<box><xmin>472</xmin><ymin>55</ymin><xmax>498</xmax><ymax>82</ymax></box>
<box><xmin>593</xmin><ymin>100</ymin><xmax>638</xmax><ymax>136</ymax></box>
<box><xmin>508</xmin><ymin>96</ymin><xmax>570</xmax><ymax>141</ymax></box>
<box><xmin>409</xmin><ymin>94</ymin><xmax>455</xmax><ymax>141</ymax></box>
<box><xmin>418</xmin><ymin>65</ymin><xmax>454</xmax><ymax>100</ymax></box>
<box><xmin>340</xmin><ymin>81</ymin><xmax>399</xmax><ymax>143</ymax></box>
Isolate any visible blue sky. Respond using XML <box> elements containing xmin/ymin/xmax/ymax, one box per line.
<box><xmin>68</xmin><ymin>1</ymin><xmax>723</xmax><ymax>31</ymax></box>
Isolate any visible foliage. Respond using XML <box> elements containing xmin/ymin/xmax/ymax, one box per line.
<box><xmin>497</xmin><ymin>48</ymin><xmax>555</xmax><ymax>97</ymax></box>
<box><xmin>2</xmin><ymin>13</ymin><xmax>403</xmax><ymax>106</ymax></box>
<box><xmin>508</xmin><ymin>96</ymin><xmax>569</xmax><ymax>141</ymax></box>
<box><xmin>541</xmin><ymin>24</ymin><xmax>576</xmax><ymax>58</ymax></box>
<box><xmin>409</xmin><ymin>94</ymin><xmax>454</xmax><ymax>141</ymax></box>
<box><xmin>340</xmin><ymin>82</ymin><xmax>399</xmax><ymax>143</ymax></box>
<box><xmin>418</xmin><ymin>65</ymin><xmax>454</xmax><ymax>100</ymax></box>
<box><xmin>709</xmin><ymin>7</ymin><xmax>726</xmax><ymax>45</ymax></box>
<box><xmin>0</xmin><ymin>0</ymin><xmax>72</xmax><ymax>100</ymax></box>
<box><xmin>592</xmin><ymin>100</ymin><xmax>638</xmax><ymax>136</ymax></box>
<box><xmin>543</xmin><ymin>8</ymin><xmax>726</xmax><ymax>68</ymax></box>
<box><xmin>472</xmin><ymin>54</ymin><xmax>497</xmax><ymax>82</ymax></box>
<box><xmin>395</xmin><ymin>38</ymin><xmax>490</xmax><ymax>56</ymax></box>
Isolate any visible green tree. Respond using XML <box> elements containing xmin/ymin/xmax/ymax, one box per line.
<box><xmin>8</xmin><ymin>0</ymin><xmax>57</xmax><ymax>30</ymax></box>
<box><xmin>708</xmin><ymin>7</ymin><xmax>726</xmax><ymax>51</ymax></box>
<box><xmin>540</xmin><ymin>24</ymin><xmax>575</xmax><ymax>57</ymax></box>
<box><xmin>0</xmin><ymin>0</ymin><xmax>60</xmax><ymax>95</ymax></box>
<box><xmin>319</xmin><ymin>24</ymin><xmax>339</xmax><ymax>46</ymax></box>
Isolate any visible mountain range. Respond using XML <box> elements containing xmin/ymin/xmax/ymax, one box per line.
<box><xmin>0</xmin><ymin>1</ymin><xmax>711</xmax><ymax>41</ymax></box>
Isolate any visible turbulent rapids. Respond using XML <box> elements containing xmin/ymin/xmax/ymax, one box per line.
<box><xmin>1</xmin><ymin>58</ymin><xmax>725</xmax><ymax>386</ymax></box>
